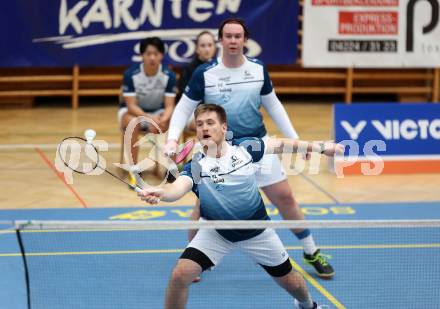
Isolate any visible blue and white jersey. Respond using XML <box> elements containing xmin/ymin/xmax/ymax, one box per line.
<box><xmin>184</xmin><ymin>56</ymin><xmax>273</xmax><ymax>139</ymax></box>
<box><xmin>181</xmin><ymin>137</ymin><xmax>269</xmax><ymax>242</ymax></box>
<box><xmin>121</xmin><ymin>63</ymin><xmax>177</xmax><ymax>112</ymax></box>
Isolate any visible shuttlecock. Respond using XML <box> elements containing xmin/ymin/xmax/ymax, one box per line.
<box><xmin>84</xmin><ymin>129</ymin><xmax>96</xmax><ymax>143</ymax></box>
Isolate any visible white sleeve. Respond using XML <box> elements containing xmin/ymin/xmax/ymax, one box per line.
<box><xmin>261</xmin><ymin>91</ymin><xmax>299</xmax><ymax>139</ymax></box>
<box><xmin>167</xmin><ymin>94</ymin><xmax>200</xmax><ymax>141</ymax></box>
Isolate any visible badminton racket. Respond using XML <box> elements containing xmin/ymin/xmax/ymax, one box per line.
<box><xmin>57</xmin><ymin>136</ymin><xmax>144</xmax><ymax>193</ymax></box>
<box><xmin>57</xmin><ymin>137</ymin><xmax>195</xmax><ymax>192</ymax></box>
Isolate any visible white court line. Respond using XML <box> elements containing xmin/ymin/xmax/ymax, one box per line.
<box><xmin>0</xmin><ymin>143</ymin><xmax>121</xmax><ymax>151</ymax></box>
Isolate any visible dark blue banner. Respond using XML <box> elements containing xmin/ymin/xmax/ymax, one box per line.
<box><xmin>0</xmin><ymin>0</ymin><xmax>298</xmax><ymax>67</ymax></box>
<box><xmin>334</xmin><ymin>103</ymin><xmax>440</xmax><ymax>157</ymax></box>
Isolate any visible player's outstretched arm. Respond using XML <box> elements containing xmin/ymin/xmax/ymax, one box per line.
<box><xmin>266</xmin><ymin>138</ymin><xmax>344</xmax><ymax>157</ymax></box>
<box><xmin>137</xmin><ymin>176</ymin><xmax>193</xmax><ymax>204</ymax></box>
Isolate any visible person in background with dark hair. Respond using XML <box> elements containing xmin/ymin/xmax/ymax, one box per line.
<box><xmin>118</xmin><ymin>37</ymin><xmax>177</xmax><ymax>185</ymax></box>
<box><xmin>177</xmin><ymin>31</ymin><xmax>217</xmax><ymax>131</ymax></box>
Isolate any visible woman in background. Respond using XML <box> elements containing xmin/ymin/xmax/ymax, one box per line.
<box><xmin>177</xmin><ymin>31</ymin><xmax>217</xmax><ymax>131</ymax></box>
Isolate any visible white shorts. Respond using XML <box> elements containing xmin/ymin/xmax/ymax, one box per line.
<box><xmin>187</xmin><ymin>227</ymin><xmax>289</xmax><ymax>268</ymax></box>
<box><xmin>254</xmin><ymin>135</ymin><xmax>287</xmax><ymax>187</ymax></box>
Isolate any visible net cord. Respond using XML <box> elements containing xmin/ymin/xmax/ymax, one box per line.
<box><xmin>11</xmin><ymin>219</ymin><xmax>440</xmax><ymax>231</ymax></box>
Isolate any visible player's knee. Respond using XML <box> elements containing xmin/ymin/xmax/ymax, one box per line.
<box><xmin>274</xmin><ymin>192</ymin><xmax>296</xmax><ymax>209</ymax></box>
<box><xmin>170</xmin><ymin>266</ymin><xmax>193</xmax><ymax>286</ymax></box>
<box><xmin>180</xmin><ymin>247</ymin><xmax>214</xmax><ymax>272</ymax></box>
<box><xmin>286</xmin><ymin>273</ymin><xmax>304</xmax><ymax>291</ymax></box>
<box><xmin>261</xmin><ymin>258</ymin><xmax>292</xmax><ymax>278</ymax></box>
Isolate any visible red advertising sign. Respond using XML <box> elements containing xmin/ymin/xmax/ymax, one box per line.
<box><xmin>339</xmin><ymin>11</ymin><xmax>398</xmax><ymax>34</ymax></box>
<box><xmin>312</xmin><ymin>0</ymin><xmax>398</xmax><ymax>6</ymax></box>
<box><xmin>304</xmin><ymin>0</ymin><xmax>440</xmax><ymax>67</ymax></box>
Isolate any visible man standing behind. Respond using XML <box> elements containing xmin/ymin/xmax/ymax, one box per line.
<box><xmin>163</xmin><ymin>18</ymin><xmax>334</xmax><ymax>278</ymax></box>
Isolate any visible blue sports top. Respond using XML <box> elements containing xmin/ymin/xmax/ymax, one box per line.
<box><xmin>181</xmin><ymin>137</ymin><xmax>269</xmax><ymax>242</ymax></box>
<box><xmin>184</xmin><ymin>57</ymin><xmax>273</xmax><ymax>139</ymax></box>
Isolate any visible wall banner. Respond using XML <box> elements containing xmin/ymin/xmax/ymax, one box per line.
<box><xmin>0</xmin><ymin>0</ymin><xmax>298</xmax><ymax>67</ymax></box>
<box><xmin>333</xmin><ymin>102</ymin><xmax>440</xmax><ymax>175</ymax></box>
<box><xmin>303</xmin><ymin>0</ymin><xmax>440</xmax><ymax>67</ymax></box>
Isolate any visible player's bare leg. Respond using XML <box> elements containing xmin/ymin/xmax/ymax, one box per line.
<box><xmin>262</xmin><ymin>180</ymin><xmax>335</xmax><ymax>278</ymax></box>
<box><xmin>272</xmin><ymin>269</ymin><xmax>319</xmax><ymax>309</ymax></box>
<box><xmin>261</xmin><ymin>180</ymin><xmax>304</xmax><ymax>232</ymax></box>
<box><xmin>188</xmin><ymin>200</ymin><xmax>202</xmax><ymax>283</ymax></box>
<box><xmin>165</xmin><ymin>259</ymin><xmax>202</xmax><ymax>309</ymax></box>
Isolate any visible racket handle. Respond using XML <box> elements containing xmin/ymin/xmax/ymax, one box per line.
<box><xmin>134</xmin><ymin>187</ymin><xmax>143</xmax><ymax>193</ymax></box>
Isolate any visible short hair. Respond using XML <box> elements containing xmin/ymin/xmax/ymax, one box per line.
<box><xmin>194</xmin><ymin>104</ymin><xmax>227</xmax><ymax>124</ymax></box>
<box><xmin>195</xmin><ymin>31</ymin><xmax>216</xmax><ymax>46</ymax></box>
<box><xmin>218</xmin><ymin>18</ymin><xmax>250</xmax><ymax>39</ymax></box>
<box><xmin>139</xmin><ymin>37</ymin><xmax>165</xmax><ymax>54</ymax></box>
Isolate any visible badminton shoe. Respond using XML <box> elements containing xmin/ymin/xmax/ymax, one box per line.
<box><xmin>303</xmin><ymin>249</ymin><xmax>334</xmax><ymax>279</ymax></box>
<box><xmin>294</xmin><ymin>299</ymin><xmax>325</xmax><ymax>309</ymax></box>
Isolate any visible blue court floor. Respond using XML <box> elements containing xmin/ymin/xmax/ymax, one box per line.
<box><xmin>1</xmin><ymin>201</ymin><xmax>440</xmax><ymax>309</ymax></box>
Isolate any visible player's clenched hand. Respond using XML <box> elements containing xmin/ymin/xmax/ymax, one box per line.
<box><xmin>137</xmin><ymin>188</ymin><xmax>164</xmax><ymax>204</ymax></box>
<box><xmin>322</xmin><ymin>142</ymin><xmax>345</xmax><ymax>156</ymax></box>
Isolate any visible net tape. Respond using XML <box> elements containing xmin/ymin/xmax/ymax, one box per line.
<box><xmin>6</xmin><ymin>219</ymin><xmax>440</xmax><ymax>231</ymax></box>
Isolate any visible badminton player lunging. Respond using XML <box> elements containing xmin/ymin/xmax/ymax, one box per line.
<box><xmin>164</xmin><ymin>18</ymin><xmax>335</xmax><ymax>278</ymax></box>
<box><xmin>139</xmin><ymin>104</ymin><xmax>343</xmax><ymax>309</ymax></box>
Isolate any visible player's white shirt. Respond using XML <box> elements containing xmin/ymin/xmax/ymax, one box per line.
<box><xmin>121</xmin><ymin>63</ymin><xmax>176</xmax><ymax>112</ymax></box>
<box><xmin>181</xmin><ymin>137</ymin><xmax>269</xmax><ymax>242</ymax></box>
<box><xmin>184</xmin><ymin>57</ymin><xmax>273</xmax><ymax>139</ymax></box>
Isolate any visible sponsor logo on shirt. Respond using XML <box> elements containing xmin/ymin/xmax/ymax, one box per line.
<box><xmin>219</xmin><ymin>76</ymin><xmax>231</xmax><ymax>82</ymax></box>
<box><xmin>211</xmin><ymin>174</ymin><xmax>225</xmax><ymax>184</ymax></box>
<box><xmin>209</xmin><ymin>165</ymin><xmax>224</xmax><ymax>184</ymax></box>
<box><xmin>231</xmin><ymin>155</ymin><xmax>243</xmax><ymax>168</ymax></box>
<box><xmin>243</xmin><ymin>70</ymin><xmax>254</xmax><ymax>80</ymax></box>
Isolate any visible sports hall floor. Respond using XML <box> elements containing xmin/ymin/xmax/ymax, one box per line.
<box><xmin>1</xmin><ymin>102</ymin><xmax>439</xmax><ymax>308</ymax></box>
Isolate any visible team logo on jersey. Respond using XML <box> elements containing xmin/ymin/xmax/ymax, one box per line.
<box><xmin>243</xmin><ymin>70</ymin><xmax>254</xmax><ymax>80</ymax></box>
<box><xmin>153</xmin><ymin>79</ymin><xmax>164</xmax><ymax>88</ymax></box>
<box><xmin>210</xmin><ymin>166</ymin><xmax>219</xmax><ymax>173</ymax></box>
<box><xmin>231</xmin><ymin>155</ymin><xmax>243</xmax><ymax>168</ymax></box>
<box><xmin>221</xmin><ymin>93</ymin><xmax>231</xmax><ymax>103</ymax></box>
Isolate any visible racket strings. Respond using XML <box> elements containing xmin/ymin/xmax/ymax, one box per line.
<box><xmin>58</xmin><ymin>137</ymin><xmax>100</xmax><ymax>174</ymax></box>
